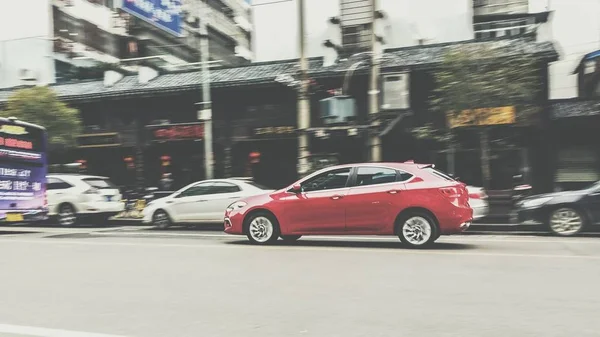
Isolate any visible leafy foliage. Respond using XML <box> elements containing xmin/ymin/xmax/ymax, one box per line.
<box><xmin>428</xmin><ymin>45</ymin><xmax>542</xmax><ymax>139</ymax></box>
<box><xmin>1</xmin><ymin>86</ymin><xmax>81</xmax><ymax>150</ymax></box>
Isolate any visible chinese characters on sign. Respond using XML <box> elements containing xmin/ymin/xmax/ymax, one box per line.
<box><xmin>123</xmin><ymin>0</ymin><xmax>183</xmax><ymax>37</ymax></box>
<box><xmin>254</xmin><ymin>126</ymin><xmax>295</xmax><ymax>136</ymax></box>
<box><xmin>149</xmin><ymin>123</ymin><xmax>205</xmax><ymax>142</ymax></box>
<box><xmin>0</xmin><ymin>137</ymin><xmax>33</xmax><ymax>150</ymax></box>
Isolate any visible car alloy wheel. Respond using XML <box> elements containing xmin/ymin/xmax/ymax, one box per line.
<box><xmin>399</xmin><ymin>215</ymin><xmax>436</xmax><ymax>248</ymax></box>
<box><xmin>153</xmin><ymin>210</ymin><xmax>172</xmax><ymax>230</ymax></box>
<box><xmin>549</xmin><ymin>208</ymin><xmax>584</xmax><ymax>236</ymax></box>
<box><xmin>58</xmin><ymin>204</ymin><xmax>77</xmax><ymax>227</ymax></box>
<box><xmin>246</xmin><ymin>213</ymin><xmax>280</xmax><ymax>245</ymax></box>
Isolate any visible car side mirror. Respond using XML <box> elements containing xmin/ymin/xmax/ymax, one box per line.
<box><xmin>291</xmin><ymin>183</ymin><xmax>302</xmax><ymax>193</ymax></box>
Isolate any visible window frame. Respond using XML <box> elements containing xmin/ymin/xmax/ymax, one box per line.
<box><xmin>296</xmin><ymin>167</ymin><xmax>353</xmax><ymax>193</ymax></box>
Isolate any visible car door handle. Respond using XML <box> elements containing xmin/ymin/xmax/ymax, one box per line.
<box><xmin>331</xmin><ymin>195</ymin><xmax>343</xmax><ymax>200</ymax></box>
<box><xmin>387</xmin><ymin>190</ymin><xmax>400</xmax><ymax>194</ymax></box>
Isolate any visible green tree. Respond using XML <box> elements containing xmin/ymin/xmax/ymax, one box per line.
<box><xmin>1</xmin><ymin>86</ymin><xmax>81</xmax><ymax>150</ymax></box>
<box><xmin>423</xmin><ymin>45</ymin><xmax>542</xmax><ymax>189</ymax></box>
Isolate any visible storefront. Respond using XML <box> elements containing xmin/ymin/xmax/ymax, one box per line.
<box><xmin>231</xmin><ymin>123</ymin><xmax>298</xmax><ymax>189</ymax></box>
<box><xmin>145</xmin><ymin>122</ymin><xmax>205</xmax><ymax>190</ymax></box>
<box><xmin>74</xmin><ymin>132</ymin><xmax>135</xmax><ymax>188</ymax></box>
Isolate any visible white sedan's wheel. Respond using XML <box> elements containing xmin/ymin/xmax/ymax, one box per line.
<box><xmin>58</xmin><ymin>204</ymin><xmax>77</xmax><ymax>227</ymax></box>
<box><xmin>246</xmin><ymin>213</ymin><xmax>279</xmax><ymax>245</ymax></box>
<box><xmin>153</xmin><ymin>210</ymin><xmax>172</xmax><ymax>230</ymax></box>
<box><xmin>398</xmin><ymin>214</ymin><xmax>437</xmax><ymax>248</ymax></box>
<box><xmin>549</xmin><ymin>208</ymin><xmax>584</xmax><ymax>236</ymax></box>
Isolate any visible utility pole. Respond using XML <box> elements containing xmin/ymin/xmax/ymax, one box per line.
<box><xmin>199</xmin><ymin>0</ymin><xmax>214</xmax><ymax>180</ymax></box>
<box><xmin>297</xmin><ymin>0</ymin><xmax>310</xmax><ymax>176</ymax></box>
<box><xmin>368</xmin><ymin>0</ymin><xmax>381</xmax><ymax>162</ymax></box>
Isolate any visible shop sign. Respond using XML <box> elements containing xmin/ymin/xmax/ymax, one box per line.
<box><xmin>148</xmin><ymin>123</ymin><xmax>204</xmax><ymax>142</ymax></box>
<box><xmin>253</xmin><ymin>126</ymin><xmax>295</xmax><ymax>137</ymax></box>
<box><xmin>447</xmin><ymin>106</ymin><xmax>516</xmax><ymax>129</ymax></box>
<box><xmin>76</xmin><ymin>133</ymin><xmax>121</xmax><ymax>148</ymax></box>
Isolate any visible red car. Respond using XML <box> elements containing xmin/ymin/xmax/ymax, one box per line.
<box><xmin>224</xmin><ymin>162</ymin><xmax>473</xmax><ymax>247</ymax></box>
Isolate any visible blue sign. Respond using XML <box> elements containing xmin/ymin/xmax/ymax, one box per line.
<box><xmin>122</xmin><ymin>0</ymin><xmax>183</xmax><ymax>37</ymax></box>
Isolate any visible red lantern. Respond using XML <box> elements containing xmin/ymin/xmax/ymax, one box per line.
<box><xmin>248</xmin><ymin>151</ymin><xmax>261</xmax><ymax>164</ymax></box>
<box><xmin>76</xmin><ymin>159</ymin><xmax>87</xmax><ymax>170</ymax></box>
<box><xmin>161</xmin><ymin>155</ymin><xmax>171</xmax><ymax>167</ymax></box>
<box><xmin>124</xmin><ymin>156</ymin><xmax>135</xmax><ymax>169</ymax></box>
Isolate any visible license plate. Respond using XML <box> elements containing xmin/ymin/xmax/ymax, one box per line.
<box><xmin>6</xmin><ymin>213</ymin><xmax>24</xmax><ymax>222</ymax></box>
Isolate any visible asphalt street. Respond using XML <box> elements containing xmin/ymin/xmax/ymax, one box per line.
<box><xmin>0</xmin><ymin>226</ymin><xmax>599</xmax><ymax>337</ymax></box>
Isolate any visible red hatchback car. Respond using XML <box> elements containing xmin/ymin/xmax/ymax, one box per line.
<box><xmin>224</xmin><ymin>162</ymin><xmax>473</xmax><ymax>247</ymax></box>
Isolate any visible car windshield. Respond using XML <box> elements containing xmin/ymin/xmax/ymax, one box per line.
<box><xmin>83</xmin><ymin>178</ymin><xmax>117</xmax><ymax>189</ymax></box>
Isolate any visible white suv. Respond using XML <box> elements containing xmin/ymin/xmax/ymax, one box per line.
<box><xmin>46</xmin><ymin>174</ymin><xmax>124</xmax><ymax>226</ymax></box>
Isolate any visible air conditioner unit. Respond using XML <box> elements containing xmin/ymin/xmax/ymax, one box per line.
<box><xmin>381</xmin><ymin>72</ymin><xmax>410</xmax><ymax>110</ymax></box>
<box><xmin>319</xmin><ymin>96</ymin><xmax>357</xmax><ymax>125</ymax></box>
<box><xmin>19</xmin><ymin>69</ymin><xmax>38</xmax><ymax>82</ymax></box>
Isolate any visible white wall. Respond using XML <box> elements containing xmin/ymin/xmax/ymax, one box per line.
<box><xmin>0</xmin><ymin>0</ymin><xmax>55</xmax><ymax>89</ymax></box>
<box><xmin>533</xmin><ymin>0</ymin><xmax>600</xmax><ymax>99</ymax></box>
<box><xmin>251</xmin><ymin>0</ymin><xmax>473</xmax><ymax>62</ymax></box>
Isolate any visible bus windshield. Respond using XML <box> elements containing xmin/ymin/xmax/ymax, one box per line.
<box><xmin>0</xmin><ymin>120</ymin><xmax>48</xmax><ymax>221</ymax></box>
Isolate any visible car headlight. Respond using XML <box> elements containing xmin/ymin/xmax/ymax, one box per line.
<box><xmin>521</xmin><ymin>197</ymin><xmax>553</xmax><ymax>208</ymax></box>
<box><xmin>226</xmin><ymin>201</ymin><xmax>247</xmax><ymax>212</ymax></box>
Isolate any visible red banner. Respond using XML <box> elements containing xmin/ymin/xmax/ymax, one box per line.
<box><xmin>149</xmin><ymin>123</ymin><xmax>204</xmax><ymax>142</ymax></box>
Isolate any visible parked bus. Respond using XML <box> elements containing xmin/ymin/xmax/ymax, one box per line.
<box><xmin>0</xmin><ymin>117</ymin><xmax>48</xmax><ymax>223</ymax></box>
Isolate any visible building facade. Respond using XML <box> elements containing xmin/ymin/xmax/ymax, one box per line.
<box><xmin>0</xmin><ymin>0</ymin><xmax>56</xmax><ymax>89</ymax></box>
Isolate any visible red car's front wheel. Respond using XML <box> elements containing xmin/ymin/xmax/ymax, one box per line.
<box><xmin>246</xmin><ymin>212</ymin><xmax>280</xmax><ymax>245</ymax></box>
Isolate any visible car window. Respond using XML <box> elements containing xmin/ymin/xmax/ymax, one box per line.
<box><xmin>177</xmin><ymin>182</ymin><xmax>214</xmax><ymax>197</ymax></box>
<box><xmin>423</xmin><ymin>167</ymin><xmax>455</xmax><ymax>181</ymax></box>
<box><xmin>82</xmin><ymin>178</ymin><xmax>117</xmax><ymax>189</ymax></box>
<box><xmin>211</xmin><ymin>182</ymin><xmax>241</xmax><ymax>194</ymax></box>
<box><xmin>398</xmin><ymin>170</ymin><xmax>413</xmax><ymax>182</ymax></box>
<box><xmin>302</xmin><ymin>168</ymin><xmax>351</xmax><ymax>192</ymax></box>
<box><xmin>47</xmin><ymin>177</ymin><xmax>72</xmax><ymax>190</ymax></box>
<box><xmin>245</xmin><ymin>181</ymin><xmax>270</xmax><ymax>190</ymax></box>
<box><xmin>355</xmin><ymin>167</ymin><xmax>398</xmax><ymax>186</ymax></box>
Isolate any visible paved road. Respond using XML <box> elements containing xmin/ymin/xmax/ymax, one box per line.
<box><xmin>0</xmin><ymin>227</ymin><xmax>599</xmax><ymax>337</ymax></box>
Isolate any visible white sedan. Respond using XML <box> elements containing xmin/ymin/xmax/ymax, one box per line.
<box><xmin>142</xmin><ymin>178</ymin><xmax>274</xmax><ymax>229</ymax></box>
<box><xmin>467</xmin><ymin>185</ymin><xmax>489</xmax><ymax>221</ymax></box>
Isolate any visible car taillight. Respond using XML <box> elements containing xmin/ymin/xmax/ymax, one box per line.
<box><xmin>439</xmin><ymin>187</ymin><xmax>461</xmax><ymax>198</ymax></box>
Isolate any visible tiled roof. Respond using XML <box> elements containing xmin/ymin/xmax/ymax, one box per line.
<box><xmin>550</xmin><ymin>99</ymin><xmax>600</xmax><ymax>119</ymax></box>
<box><xmin>0</xmin><ymin>37</ymin><xmax>558</xmax><ymax>103</ymax></box>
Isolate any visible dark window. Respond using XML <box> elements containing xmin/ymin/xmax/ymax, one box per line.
<box><xmin>47</xmin><ymin>178</ymin><xmax>72</xmax><ymax>190</ymax></box>
<box><xmin>211</xmin><ymin>182</ymin><xmax>241</xmax><ymax>194</ymax></box>
<box><xmin>398</xmin><ymin>171</ymin><xmax>413</xmax><ymax>182</ymax></box>
<box><xmin>355</xmin><ymin>167</ymin><xmax>397</xmax><ymax>186</ymax></box>
<box><xmin>177</xmin><ymin>182</ymin><xmax>213</xmax><ymax>197</ymax></box>
<box><xmin>82</xmin><ymin>178</ymin><xmax>117</xmax><ymax>189</ymax></box>
<box><xmin>302</xmin><ymin>168</ymin><xmax>351</xmax><ymax>192</ymax></box>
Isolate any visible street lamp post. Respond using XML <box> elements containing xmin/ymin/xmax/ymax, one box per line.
<box><xmin>198</xmin><ymin>0</ymin><xmax>214</xmax><ymax>180</ymax></box>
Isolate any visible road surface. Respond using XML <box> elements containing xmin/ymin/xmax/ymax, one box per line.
<box><xmin>0</xmin><ymin>226</ymin><xmax>599</xmax><ymax>337</ymax></box>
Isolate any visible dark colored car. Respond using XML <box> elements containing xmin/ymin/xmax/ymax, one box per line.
<box><xmin>224</xmin><ymin>162</ymin><xmax>473</xmax><ymax>248</ymax></box>
<box><xmin>516</xmin><ymin>181</ymin><xmax>600</xmax><ymax>236</ymax></box>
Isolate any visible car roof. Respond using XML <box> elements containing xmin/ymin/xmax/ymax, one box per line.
<box><xmin>324</xmin><ymin>162</ymin><xmax>427</xmax><ymax>171</ymax></box>
<box><xmin>48</xmin><ymin>173</ymin><xmax>109</xmax><ymax>180</ymax></box>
